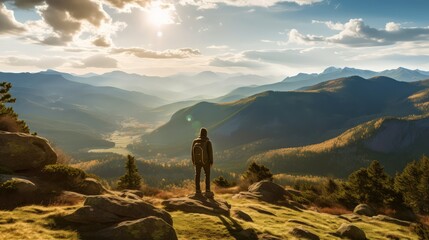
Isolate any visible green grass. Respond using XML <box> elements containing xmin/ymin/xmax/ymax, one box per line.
<box><xmin>0</xmin><ymin>195</ymin><xmax>420</xmax><ymax>240</ymax></box>
<box><xmin>0</xmin><ymin>205</ymin><xmax>79</xmax><ymax>240</ymax></box>
<box><xmin>171</xmin><ymin>194</ymin><xmax>420</xmax><ymax>240</ymax></box>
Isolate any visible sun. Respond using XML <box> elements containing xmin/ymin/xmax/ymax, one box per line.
<box><xmin>147</xmin><ymin>3</ymin><xmax>174</xmax><ymax>28</ymax></box>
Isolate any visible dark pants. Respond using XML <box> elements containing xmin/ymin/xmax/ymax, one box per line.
<box><xmin>195</xmin><ymin>164</ymin><xmax>211</xmax><ymax>193</ymax></box>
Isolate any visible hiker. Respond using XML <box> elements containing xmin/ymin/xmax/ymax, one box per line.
<box><xmin>191</xmin><ymin>127</ymin><xmax>213</xmax><ymax>197</ymax></box>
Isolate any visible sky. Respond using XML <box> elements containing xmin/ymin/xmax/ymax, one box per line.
<box><xmin>0</xmin><ymin>0</ymin><xmax>429</xmax><ymax>77</ymax></box>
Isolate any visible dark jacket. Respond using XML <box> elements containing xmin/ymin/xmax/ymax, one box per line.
<box><xmin>191</xmin><ymin>136</ymin><xmax>213</xmax><ymax>166</ymax></box>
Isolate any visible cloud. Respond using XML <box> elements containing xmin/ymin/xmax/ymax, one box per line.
<box><xmin>207</xmin><ymin>45</ymin><xmax>229</xmax><ymax>49</ymax></box>
<box><xmin>75</xmin><ymin>54</ymin><xmax>118</xmax><ymax>68</ymax></box>
<box><xmin>92</xmin><ymin>36</ymin><xmax>111</xmax><ymax>47</ymax></box>
<box><xmin>209</xmin><ymin>57</ymin><xmax>264</xmax><ymax>68</ymax></box>
<box><xmin>103</xmin><ymin>0</ymin><xmax>150</xmax><ymax>9</ymax></box>
<box><xmin>179</xmin><ymin>0</ymin><xmax>322</xmax><ymax>9</ymax></box>
<box><xmin>4</xmin><ymin>56</ymin><xmax>66</xmax><ymax>68</ymax></box>
<box><xmin>4</xmin><ymin>0</ymin><xmax>114</xmax><ymax>46</ymax></box>
<box><xmin>112</xmin><ymin>47</ymin><xmax>201</xmax><ymax>59</ymax></box>
<box><xmin>312</xmin><ymin>20</ymin><xmax>344</xmax><ymax>30</ymax></box>
<box><xmin>293</xmin><ymin>19</ymin><xmax>429</xmax><ymax>47</ymax></box>
<box><xmin>0</xmin><ymin>3</ymin><xmax>25</xmax><ymax>35</ymax></box>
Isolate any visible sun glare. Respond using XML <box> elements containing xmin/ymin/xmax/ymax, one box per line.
<box><xmin>147</xmin><ymin>3</ymin><xmax>174</xmax><ymax>28</ymax></box>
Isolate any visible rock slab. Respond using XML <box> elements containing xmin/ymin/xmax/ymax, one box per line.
<box><xmin>162</xmin><ymin>194</ymin><xmax>230</xmax><ymax>216</ymax></box>
<box><xmin>0</xmin><ymin>131</ymin><xmax>57</xmax><ymax>171</ymax></box>
<box><xmin>98</xmin><ymin>216</ymin><xmax>177</xmax><ymax>240</ymax></box>
<box><xmin>66</xmin><ymin>194</ymin><xmax>172</xmax><ymax>225</ymax></box>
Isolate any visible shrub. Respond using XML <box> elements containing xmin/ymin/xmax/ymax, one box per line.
<box><xmin>0</xmin><ymin>180</ymin><xmax>18</xmax><ymax>194</ymax></box>
<box><xmin>41</xmin><ymin>164</ymin><xmax>86</xmax><ymax>189</ymax></box>
<box><xmin>213</xmin><ymin>176</ymin><xmax>232</xmax><ymax>188</ymax></box>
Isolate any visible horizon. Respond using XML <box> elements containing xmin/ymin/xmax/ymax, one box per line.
<box><xmin>1</xmin><ymin>0</ymin><xmax>429</xmax><ymax>77</ymax></box>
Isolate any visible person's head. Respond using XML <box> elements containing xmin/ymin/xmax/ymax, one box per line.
<box><xmin>199</xmin><ymin>128</ymin><xmax>208</xmax><ymax>138</ymax></box>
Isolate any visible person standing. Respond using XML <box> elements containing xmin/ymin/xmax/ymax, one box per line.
<box><xmin>191</xmin><ymin>128</ymin><xmax>213</xmax><ymax>197</ymax></box>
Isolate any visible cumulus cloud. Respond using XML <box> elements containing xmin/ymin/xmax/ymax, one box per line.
<box><xmin>92</xmin><ymin>36</ymin><xmax>111</xmax><ymax>47</ymax></box>
<box><xmin>179</xmin><ymin>0</ymin><xmax>322</xmax><ymax>9</ymax></box>
<box><xmin>209</xmin><ymin>57</ymin><xmax>264</xmax><ymax>68</ymax></box>
<box><xmin>3</xmin><ymin>0</ymin><xmax>117</xmax><ymax>46</ymax></box>
<box><xmin>112</xmin><ymin>47</ymin><xmax>201</xmax><ymax>59</ymax></box>
<box><xmin>4</xmin><ymin>56</ymin><xmax>66</xmax><ymax>68</ymax></box>
<box><xmin>293</xmin><ymin>18</ymin><xmax>429</xmax><ymax>47</ymax></box>
<box><xmin>0</xmin><ymin>3</ymin><xmax>25</xmax><ymax>35</ymax></box>
<box><xmin>103</xmin><ymin>0</ymin><xmax>150</xmax><ymax>9</ymax></box>
<box><xmin>75</xmin><ymin>54</ymin><xmax>118</xmax><ymax>68</ymax></box>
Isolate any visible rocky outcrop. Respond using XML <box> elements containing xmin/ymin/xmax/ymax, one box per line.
<box><xmin>233</xmin><ymin>180</ymin><xmax>292</xmax><ymax>205</ymax></box>
<box><xmin>289</xmin><ymin>227</ymin><xmax>320</xmax><ymax>240</ymax></box>
<box><xmin>335</xmin><ymin>223</ymin><xmax>366</xmax><ymax>240</ymax></box>
<box><xmin>0</xmin><ymin>174</ymin><xmax>37</xmax><ymax>194</ymax></box>
<box><xmin>0</xmin><ymin>131</ymin><xmax>57</xmax><ymax>171</ymax></box>
<box><xmin>162</xmin><ymin>194</ymin><xmax>230</xmax><ymax>216</ymax></box>
<box><xmin>353</xmin><ymin>204</ymin><xmax>375</xmax><ymax>217</ymax></box>
<box><xmin>65</xmin><ymin>194</ymin><xmax>177</xmax><ymax>239</ymax></box>
<box><xmin>66</xmin><ymin>194</ymin><xmax>172</xmax><ymax>225</ymax></box>
<box><xmin>78</xmin><ymin>178</ymin><xmax>107</xmax><ymax>195</ymax></box>
<box><xmin>97</xmin><ymin>216</ymin><xmax>177</xmax><ymax>240</ymax></box>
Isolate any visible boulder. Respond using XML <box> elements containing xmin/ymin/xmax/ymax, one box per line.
<box><xmin>12</xmin><ymin>178</ymin><xmax>38</xmax><ymax>194</ymax></box>
<box><xmin>64</xmin><ymin>206</ymin><xmax>122</xmax><ymax>224</ymax></box>
<box><xmin>162</xmin><ymin>194</ymin><xmax>230</xmax><ymax>216</ymax></box>
<box><xmin>78</xmin><ymin>178</ymin><xmax>106</xmax><ymax>195</ymax></box>
<box><xmin>97</xmin><ymin>216</ymin><xmax>177</xmax><ymax>240</ymax></box>
<box><xmin>289</xmin><ymin>227</ymin><xmax>320</xmax><ymax>240</ymax></box>
<box><xmin>353</xmin><ymin>204</ymin><xmax>375</xmax><ymax>217</ymax></box>
<box><xmin>336</xmin><ymin>223</ymin><xmax>366</xmax><ymax>240</ymax></box>
<box><xmin>0</xmin><ymin>175</ymin><xmax>37</xmax><ymax>194</ymax></box>
<box><xmin>233</xmin><ymin>180</ymin><xmax>292</xmax><ymax>204</ymax></box>
<box><xmin>0</xmin><ymin>131</ymin><xmax>57</xmax><ymax>171</ymax></box>
<box><xmin>232</xmin><ymin>210</ymin><xmax>253</xmax><ymax>222</ymax></box>
<box><xmin>66</xmin><ymin>194</ymin><xmax>173</xmax><ymax>225</ymax></box>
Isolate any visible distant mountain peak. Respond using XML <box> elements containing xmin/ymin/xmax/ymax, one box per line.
<box><xmin>322</xmin><ymin>66</ymin><xmax>341</xmax><ymax>74</ymax></box>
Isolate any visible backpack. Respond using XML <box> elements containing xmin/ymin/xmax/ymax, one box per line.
<box><xmin>193</xmin><ymin>140</ymin><xmax>207</xmax><ymax>165</ymax></box>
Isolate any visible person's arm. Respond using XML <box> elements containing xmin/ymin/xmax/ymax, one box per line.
<box><xmin>191</xmin><ymin>140</ymin><xmax>195</xmax><ymax>165</ymax></box>
<box><xmin>207</xmin><ymin>140</ymin><xmax>213</xmax><ymax>166</ymax></box>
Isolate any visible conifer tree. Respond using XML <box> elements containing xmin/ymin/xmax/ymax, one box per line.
<box><xmin>395</xmin><ymin>156</ymin><xmax>429</xmax><ymax>213</ymax></box>
<box><xmin>0</xmin><ymin>82</ymin><xmax>29</xmax><ymax>133</ymax></box>
<box><xmin>242</xmin><ymin>162</ymin><xmax>273</xmax><ymax>184</ymax></box>
<box><xmin>118</xmin><ymin>155</ymin><xmax>142</xmax><ymax>190</ymax></box>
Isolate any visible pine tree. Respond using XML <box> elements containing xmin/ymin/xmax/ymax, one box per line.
<box><xmin>395</xmin><ymin>156</ymin><xmax>429</xmax><ymax>213</ymax></box>
<box><xmin>347</xmin><ymin>160</ymin><xmax>394</xmax><ymax>207</ymax></box>
<box><xmin>118</xmin><ymin>155</ymin><xmax>142</xmax><ymax>190</ymax></box>
<box><xmin>0</xmin><ymin>82</ymin><xmax>29</xmax><ymax>133</ymax></box>
<box><xmin>242</xmin><ymin>162</ymin><xmax>273</xmax><ymax>184</ymax></box>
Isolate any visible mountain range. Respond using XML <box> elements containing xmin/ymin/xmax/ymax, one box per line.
<box><xmin>0</xmin><ymin>72</ymin><xmax>164</xmax><ymax>154</ymax></box>
<box><xmin>250</xmin><ymin>115</ymin><xmax>429</xmax><ymax>177</ymax></box>
<box><xmin>137</xmin><ymin>76</ymin><xmax>429</xmax><ymax>171</ymax></box>
<box><xmin>222</xmin><ymin>67</ymin><xmax>429</xmax><ymax>102</ymax></box>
